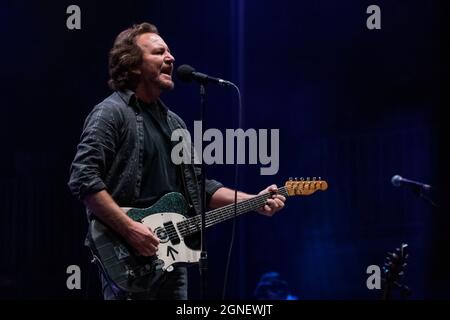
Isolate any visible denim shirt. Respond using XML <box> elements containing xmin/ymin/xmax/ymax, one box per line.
<box><xmin>68</xmin><ymin>90</ymin><xmax>223</xmax><ymax>219</ymax></box>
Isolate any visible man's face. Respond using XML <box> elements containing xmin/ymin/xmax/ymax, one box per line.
<box><xmin>136</xmin><ymin>33</ymin><xmax>175</xmax><ymax>91</ymax></box>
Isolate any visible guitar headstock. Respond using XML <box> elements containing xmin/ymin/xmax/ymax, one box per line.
<box><xmin>285</xmin><ymin>177</ymin><xmax>328</xmax><ymax>196</ymax></box>
<box><xmin>382</xmin><ymin>243</ymin><xmax>411</xmax><ymax>299</ymax></box>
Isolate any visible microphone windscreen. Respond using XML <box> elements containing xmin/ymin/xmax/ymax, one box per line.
<box><xmin>176</xmin><ymin>64</ymin><xmax>195</xmax><ymax>82</ymax></box>
<box><xmin>391</xmin><ymin>175</ymin><xmax>402</xmax><ymax>187</ymax></box>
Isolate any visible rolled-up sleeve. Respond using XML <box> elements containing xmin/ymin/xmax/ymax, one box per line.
<box><xmin>193</xmin><ymin>165</ymin><xmax>224</xmax><ymax>206</ymax></box>
<box><xmin>205</xmin><ymin>178</ymin><xmax>224</xmax><ymax>201</ymax></box>
<box><xmin>68</xmin><ymin>104</ymin><xmax>120</xmax><ymax>200</ymax></box>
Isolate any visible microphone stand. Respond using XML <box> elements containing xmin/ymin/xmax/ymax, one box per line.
<box><xmin>199</xmin><ymin>83</ymin><xmax>208</xmax><ymax>299</ymax></box>
<box><xmin>413</xmin><ymin>186</ymin><xmax>438</xmax><ymax>208</ymax></box>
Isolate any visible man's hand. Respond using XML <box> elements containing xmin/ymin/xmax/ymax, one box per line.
<box><xmin>124</xmin><ymin>220</ymin><xmax>160</xmax><ymax>256</ymax></box>
<box><xmin>83</xmin><ymin>190</ymin><xmax>160</xmax><ymax>256</ymax></box>
<box><xmin>256</xmin><ymin>184</ymin><xmax>286</xmax><ymax>216</ymax></box>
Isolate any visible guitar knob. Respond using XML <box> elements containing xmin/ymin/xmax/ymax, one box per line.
<box><xmin>126</xmin><ymin>269</ymin><xmax>136</xmax><ymax>279</ymax></box>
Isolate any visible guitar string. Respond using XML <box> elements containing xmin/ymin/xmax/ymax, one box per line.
<box><xmin>155</xmin><ymin>182</ymin><xmax>323</xmax><ymax>239</ymax></box>
<box><xmin>184</xmin><ymin>186</ymin><xmax>294</xmax><ymax>235</ymax></box>
<box><xmin>161</xmin><ymin>187</ymin><xmax>293</xmax><ymax>239</ymax></box>
<box><xmin>175</xmin><ymin>188</ymin><xmax>288</xmax><ymax>237</ymax></box>
<box><xmin>155</xmin><ymin>188</ymin><xmax>288</xmax><ymax>240</ymax></box>
<box><xmin>176</xmin><ymin>182</ymin><xmax>323</xmax><ymax>236</ymax></box>
<box><xmin>154</xmin><ymin>192</ymin><xmax>275</xmax><ymax>240</ymax></box>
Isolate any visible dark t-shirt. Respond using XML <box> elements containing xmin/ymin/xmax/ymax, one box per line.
<box><xmin>133</xmin><ymin>99</ymin><xmax>183</xmax><ymax>208</ymax></box>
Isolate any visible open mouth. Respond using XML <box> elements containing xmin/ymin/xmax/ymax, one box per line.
<box><xmin>160</xmin><ymin>68</ymin><xmax>172</xmax><ymax>77</ymax></box>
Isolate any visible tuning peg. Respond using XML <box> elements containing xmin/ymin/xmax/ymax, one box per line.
<box><xmin>300</xmin><ymin>177</ymin><xmax>304</xmax><ymax>181</ymax></box>
<box><xmin>294</xmin><ymin>177</ymin><xmax>298</xmax><ymax>181</ymax></box>
<box><xmin>319</xmin><ymin>176</ymin><xmax>322</xmax><ymax>180</ymax></box>
<box><xmin>306</xmin><ymin>177</ymin><xmax>310</xmax><ymax>181</ymax></box>
<box><xmin>289</xmin><ymin>177</ymin><xmax>293</xmax><ymax>181</ymax></box>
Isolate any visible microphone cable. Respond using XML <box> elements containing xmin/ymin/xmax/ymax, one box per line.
<box><xmin>222</xmin><ymin>82</ymin><xmax>243</xmax><ymax>300</ymax></box>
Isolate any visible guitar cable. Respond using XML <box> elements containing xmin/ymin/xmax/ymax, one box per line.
<box><xmin>222</xmin><ymin>83</ymin><xmax>243</xmax><ymax>300</ymax></box>
<box><xmin>85</xmin><ymin>256</ymin><xmax>92</xmax><ymax>299</ymax></box>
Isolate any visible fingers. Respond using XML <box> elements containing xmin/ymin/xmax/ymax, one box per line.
<box><xmin>148</xmin><ymin>229</ymin><xmax>160</xmax><ymax>247</ymax></box>
<box><xmin>138</xmin><ymin>243</ymin><xmax>159</xmax><ymax>256</ymax></box>
<box><xmin>141</xmin><ymin>231</ymin><xmax>159</xmax><ymax>256</ymax></box>
<box><xmin>272</xmin><ymin>194</ymin><xmax>286</xmax><ymax>202</ymax></box>
<box><xmin>259</xmin><ymin>204</ymin><xmax>272</xmax><ymax>216</ymax></box>
<box><xmin>259</xmin><ymin>198</ymin><xmax>285</xmax><ymax>217</ymax></box>
<box><xmin>267</xmin><ymin>186</ymin><xmax>286</xmax><ymax>202</ymax></box>
<box><xmin>274</xmin><ymin>199</ymin><xmax>285</xmax><ymax>209</ymax></box>
<box><xmin>133</xmin><ymin>227</ymin><xmax>160</xmax><ymax>256</ymax></box>
<box><xmin>266</xmin><ymin>198</ymin><xmax>285</xmax><ymax>209</ymax></box>
<box><xmin>139</xmin><ymin>239</ymin><xmax>159</xmax><ymax>256</ymax></box>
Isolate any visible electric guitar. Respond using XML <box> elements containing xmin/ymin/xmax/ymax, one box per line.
<box><xmin>89</xmin><ymin>178</ymin><xmax>328</xmax><ymax>293</ymax></box>
<box><xmin>381</xmin><ymin>243</ymin><xmax>411</xmax><ymax>300</ymax></box>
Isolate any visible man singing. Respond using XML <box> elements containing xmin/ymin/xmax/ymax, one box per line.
<box><xmin>68</xmin><ymin>22</ymin><xmax>285</xmax><ymax>300</ymax></box>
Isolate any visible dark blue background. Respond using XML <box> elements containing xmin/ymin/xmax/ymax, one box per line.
<box><xmin>0</xmin><ymin>0</ymin><xmax>447</xmax><ymax>299</ymax></box>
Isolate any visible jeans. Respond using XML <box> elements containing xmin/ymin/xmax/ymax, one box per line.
<box><xmin>99</xmin><ymin>264</ymin><xmax>188</xmax><ymax>300</ymax></box>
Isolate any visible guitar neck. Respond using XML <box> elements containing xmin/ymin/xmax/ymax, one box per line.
<box><xmin>177</xmin><ymin>187</ymin><xmax>289</xmax><ymax>237</ymax></box>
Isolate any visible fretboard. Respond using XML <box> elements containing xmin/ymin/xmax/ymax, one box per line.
<box><xmin>177</xmin><ymin>187</ymin><xmax>289</xmax><ymax>237</ymax></box>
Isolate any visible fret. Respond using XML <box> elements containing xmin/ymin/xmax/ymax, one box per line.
<box><xmin>178</xmin><ymin>187</ymin><xmax>289</xmax><ymax>236</ymax></box>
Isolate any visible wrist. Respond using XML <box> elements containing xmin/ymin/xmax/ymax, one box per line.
<box><xmin>117</xmin><ymin>215</ymin><xmax>136</xmax><ymax>236</ymax></box>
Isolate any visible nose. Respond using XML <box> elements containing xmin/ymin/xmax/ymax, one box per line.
<box><xmin>165</xmin><ymin>52</ymin><xmax>175</xmax><ymax>64</ymax></box>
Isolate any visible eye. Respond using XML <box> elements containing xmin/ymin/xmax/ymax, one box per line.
<box><xmin>151</xmin><ymin>48</ymin><xmax>164</xmax><ymax>55</ymax></box>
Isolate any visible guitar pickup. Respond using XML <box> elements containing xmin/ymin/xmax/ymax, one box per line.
<box><xmin>163</xmin><ymin>221</ymin><xmax>180</xmax><ymax>245</ymax></box>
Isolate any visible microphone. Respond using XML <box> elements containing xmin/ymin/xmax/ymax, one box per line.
<box><xmin>176</xmin><ymin>64</ymin><xmax>234</xmax><ymax>87</ymax></box>
<box><xmin>391</xmin><ymin>175</ymin><xmax>431</xmax><ymax>191</ymax></box>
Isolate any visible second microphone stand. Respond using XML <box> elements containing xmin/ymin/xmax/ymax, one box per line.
<box><xmin>198</xmin><ymin>83</ymin><xmax>208</xmax><ymax>299</ymax></box>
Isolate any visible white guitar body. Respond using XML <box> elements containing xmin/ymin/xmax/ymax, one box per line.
<box><xmin>138</xmin><ymin>211</ymin><xmax>201</xmax><ymax>272</ymax></box>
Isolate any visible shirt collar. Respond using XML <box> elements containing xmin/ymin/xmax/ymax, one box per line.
<box><xmin>117</xmin><ymin>90</ymin><xmax>169</xmax><ymax>115</ymax></box>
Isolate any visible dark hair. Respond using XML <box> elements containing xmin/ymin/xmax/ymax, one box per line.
<box><xmin>108</xmin><ymin>22</ymin><xmax>159</xmax><ymax>91</ymax></box>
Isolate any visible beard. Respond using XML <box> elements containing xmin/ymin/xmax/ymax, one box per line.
<box><xmin>156</xmin><ymin>73</ymin><xmax>175</xmax><ymax>91</ymax></box>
